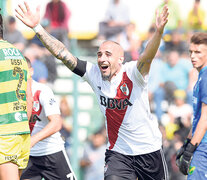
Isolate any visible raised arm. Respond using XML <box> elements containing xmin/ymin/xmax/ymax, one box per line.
<box><xmin>137</xmin><ymin>5</ymin><xmax>169</xmax><ymax>77</ymax></box>
<box><xmin>15</xmin><ymin>1</ymin><xmax>77</xmax><ymax>71</ymax></box>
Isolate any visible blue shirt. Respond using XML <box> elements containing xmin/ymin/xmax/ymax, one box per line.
<box><xmin>161</xmin><ymin>59</ymin><xmax>192</xmax><ymax>90</ymax></box>
<box><xmin>32</xmin><ymin>59</ymin><xmax>48</xmax><ymax>82</ymax></box>
<box><xmin>192</xmin><ymin>66</ymin><xmax>207</xmax><ymax>142</ymax></box>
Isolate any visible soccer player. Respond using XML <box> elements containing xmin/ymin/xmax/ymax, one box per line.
<box><xmin>20</xmin><ymin>57</ymin><xmax>76</xmax><ymax>180</ymax></box>
<box><xmin>176</xmin><ymin>32</ymin><xmax>207</xmax><ymax>179</ymax></box>
<box><xmin>0</xmin><ymin>9</ymin><xmax>33</xmax><ymax>180</ymax></box>
<box><xmin>15</xmin><ymin>2</ymin><xmax>169</xmax><ymax>179</ymax></box>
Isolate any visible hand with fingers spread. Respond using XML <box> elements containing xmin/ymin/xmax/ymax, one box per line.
<box><xmin>15</xmin><ymin>1</ymin><xmax>40</xmax><ymax>28</ymax></box>
<box><xmin>155</xmin><ymin>5</ymin><xmax>169</xmax><ymax>34</ymax></box>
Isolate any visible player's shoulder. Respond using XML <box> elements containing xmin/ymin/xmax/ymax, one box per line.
<box><xmin>122</xmin><ymin>60</ymin><xmax>137</xmax><ymax>72</ymax></box>
<box><xmin>32</xmin><ymin>80</ymin><xmax>53</xmax><ymax>93</ymax></box>
<box><xmin>200</xmin><ymin>67</ymin><xmax>207</xmax><ymax>80</ymax></box>
<box><xmin>86</xmin><ymin>62</ymin><xmax>101</xmax><ymax>77</ymax></box>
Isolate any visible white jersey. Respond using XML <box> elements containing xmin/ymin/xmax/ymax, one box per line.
<box><xmin>82</xmin><ymin>61</ymin><xmax>162</xmax><ymax>155</ymax></box>
<box><xmin>30</xmin><ymin>80</ymin><xmax>65</xmax><ymax>156</ymax></box>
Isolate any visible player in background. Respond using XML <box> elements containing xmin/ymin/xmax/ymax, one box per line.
<box><xmin>16</xmin><ymin>2</ymin><xmax>169</xmax><ymax>180</ymax></box>
<box><xmin>176</xmin><ymin>32</ymin><xmax>207</xmax><ymax>179</ymax></box>
<box><xmin>0</xmin><ymin>9</ymin><xmax>33</xmax><ymax>180</ymax></box>
<box><xmin>21</xmin><ymin>57</ymin><xmax>76</xmax><ymax>180</ymax></box>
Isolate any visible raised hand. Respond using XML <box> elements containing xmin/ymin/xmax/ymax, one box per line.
<box><xmin>15</xmin><ymin>1</ymin><xmax>40</xmax><ymax>28</ymax></box>
<box><xmin>155</xmin><ymin>5</ymin><xmax>169</xmax><ymax>34</ymax></box>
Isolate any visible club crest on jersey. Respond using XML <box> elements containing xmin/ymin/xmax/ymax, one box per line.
<box><xmin>120</xmin><ymin>83</ymin><xmax>129</xmax><ymax>96</ymax></box>
<box><xmin>33</xmin><ymin>101</ymin><xmax>40</xmax><ymax>112</ymax></box>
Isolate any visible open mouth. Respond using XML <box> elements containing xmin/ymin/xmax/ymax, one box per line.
<box><xmin>101</xmin><ymin>65</ymin><xmax>109</xmax><ymax>71</ymax></box>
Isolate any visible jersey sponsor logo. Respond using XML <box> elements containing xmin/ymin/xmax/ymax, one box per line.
<box><xmin>189</xmin><ymin>166</ymin><xmax>195</xmax><ymax>175</ymax></box>
<box><xmin>120</xmin><ymin>83</ymin><xmax>129</xmax><ymax>96</ymax></box>
<box><xmin>14</xmin><ymin>112</ymin><xmax>27</xmax><ymax>122</ymax></box>
<box><xmin>100</xmin><ymin>95</ymin><xmax>132</xmax><ymax>110</ymax></box>
<box><xmin>13</xmin><ymin>101</ymin><xmax>27</xmax><ymax>111</ymax></box>
<box><xmin>49</xmin><ymin>98</ymin><xmax>56</xmax><ymax>105</ymax></box>
<box><xmin>30</xmin><ymin>90</ymin><xmax>42</xmax><ymax>132</ymax></box>
<box><xmin>2</xmin><ymin>48</ymin><xmax>20</xmax><ymax>56</ymax></box>
<box><xmin>15</xmin><ymin>112</ymin><xmax>23</xmax><ymax>121</ymax></box>
<box><xmin>30</xmin><ymin>114</ymin><xmax>41</xmax><ymax>123</ymax></box>
<box><xmin>5</xmin><ymin>155</ymin><xmax>17</xmax><ymax>162</ymax></box>
<box><xmin>2</xmin><ymin>48</ymin><xmax>22</xmax><ymax>59</ymax></box>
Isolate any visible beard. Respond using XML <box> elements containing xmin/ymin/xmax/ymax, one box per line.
<box><xmin>101</xmin><ymin>73</ymin><xmax>111</xmax><ymax>81</ymax></box>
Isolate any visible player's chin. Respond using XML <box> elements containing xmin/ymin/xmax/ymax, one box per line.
<box><xmin>101</xmin><ymin>73</ymin><xmax>110</xmax><ymax>81</ymax></box>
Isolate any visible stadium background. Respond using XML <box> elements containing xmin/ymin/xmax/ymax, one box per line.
<box><xmin>1</xmin><ymin>0</ymin><xmax>207</xmax><ymax>179</ymax></box>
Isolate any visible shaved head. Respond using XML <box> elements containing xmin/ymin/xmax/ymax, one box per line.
<box><xmin>99</xmin><ymin>40</ymin><xmax>124</xmax><ymax>57</ymax></box>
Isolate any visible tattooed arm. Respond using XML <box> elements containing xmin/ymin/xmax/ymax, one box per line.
<box><xmin>35</xmin><ymin>26</ymin><xmax>77</xmax><ymax>70</ymax></box>
<box><xmin>15</xmin><ymin>1</ymin><xmax>77</xmax><ymax>71</ymax></box>
<box><xmin>137</xmin><ymin>5</ymin><xmax>168</xmax><ymax>77</ymax></box>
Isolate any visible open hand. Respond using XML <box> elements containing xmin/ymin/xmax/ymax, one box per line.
<box><xmin>15</xmin><ymin>1</ymin><xmax>40</xmax><ymax>28</ymax></box>
<box><xmin>155</xmin><ymin>5</ymin><xmax>169</xmax><ymax>34</ymax></box>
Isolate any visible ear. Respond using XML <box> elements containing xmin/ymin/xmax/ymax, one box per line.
<box><xmin>119</xmin><ymin>57</ymin><xmax>124</xmax><ymax>64</ymax></box>
<box><xmin>30</xmin><ymin>67</ymin><xmax>34</xmax><ymax>77</ymax></box>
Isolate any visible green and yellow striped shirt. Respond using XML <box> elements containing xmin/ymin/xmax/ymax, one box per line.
<box><xmin>0</xmin><ymin>40</ymin><xmax>30</xmax><ymax>135</ymax></box>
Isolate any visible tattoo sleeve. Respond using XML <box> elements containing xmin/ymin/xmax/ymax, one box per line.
<box><xmin>36</xmin><ymin>27</ymin><xmax>77</xmax><ymax>71</ymax></box>
<box><xmin>137</xmin><ymin>59</ymin><xmax>151</xmax><ymax>77</ymax></box>
<box><xmin>137</xmin><ymin>62</ymin><xmax>145</xmax><ymax>72</ymax></box>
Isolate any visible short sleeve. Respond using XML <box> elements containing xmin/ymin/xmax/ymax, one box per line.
<box><xmin>39</xmin><ymin>86</ymin><xmax>60</xmax><ymax>116</ymax></box>
<box><xmin>200</xmin><ymin>78</ymin><xmax>207</xmax><ymax>105</ymax></box>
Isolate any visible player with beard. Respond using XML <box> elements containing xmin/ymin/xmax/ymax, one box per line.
<box><xmin>16</xmin><ymin>2</ymin><xmax>169</xmax><ymax>179</ymax></box>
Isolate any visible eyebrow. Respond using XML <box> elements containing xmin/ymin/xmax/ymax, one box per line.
<box><xmin>97</xmin><ymin>50</ymin><xmax>112</xmax><ymax>55</ymax></box>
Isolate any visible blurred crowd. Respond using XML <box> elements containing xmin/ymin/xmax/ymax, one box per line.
<box><xmin>3</xmin><ymin>0</ymin><xmax>206</xmax><ymax>179</ymax></box>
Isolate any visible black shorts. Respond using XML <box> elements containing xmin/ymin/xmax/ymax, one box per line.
<box><xmin>21</xmin><ymin>150</ymin><xmax>76</xmax><ymax>180</ymax></box>
<box><xmin>104</xmin><ymin>149</ymin><xmax>169</xmax><ymax>180</ymax></box>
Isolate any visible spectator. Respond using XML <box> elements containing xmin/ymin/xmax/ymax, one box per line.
<box><xmin>141</xmin><ymin>24</ymin><xmax>165</xmax><ymax>53</ymax></box>
<box><xmin>44</xmin><ymin>0</ymin><xmax>71</xmax><ymax>48</ymax></box>
<box><xmin>154</xmin><ymin>50</ymin><xmax>193</xmax><ymax>121</ymax></box>
<box><xmin>97</xmin><ymin>0</ymin><xmax>130</xmax><ymax>42</ymax></box>
<box><xmin>115</xmin><ymin>22</ymin><xmax>141</xmax><ymax>63</ymax></box>
<box><xmin>40</xmin><ymin>49</ymin><xmax>58</xmax><ymax>85</ymax></box>
<box><xmin>164</xmin><ymin>29</ymin><xmax>189</xmax><ymax>55</ymax></box>
<box><xmin>59</xmin><ymin>96</ymin><xmax>73</xmax><ymax>152</ymax></box>
<box><xmin>80</xmin><ymin>127</ymin><xmax>106</xmax><ymax>180</ymax></box>
<box><xmin>4</xmin><ymin>15</ymin><xmax>26</xmax><ymax>51</ymax></box>
<box><xmin>30</xmin><ymin>18</ymin><xmax>58</xmax><ymax>85</ymax></box>
<box><xmin>148</xmin><ymin>49</ymin><xmax>165</xmax><ymax>114</ymax></box>
<box><xmin>164</xmin><ymin>90</ymin><xmax>192</xmax><ymax>141</ymax></box>
<box><xmin>24</xmin><ymin>46</ymin><xmax>48</xmax><ymax>84</ymax></box>
<box><xmin>187</xmin><ymin>0</ymin><xmax>206</xmax><ymax>32</ymax></box>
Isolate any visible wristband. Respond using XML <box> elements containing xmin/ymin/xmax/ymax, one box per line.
<box><xmin>33</xmin><ymin>24</ymin><xmax>42</xmax><ymax>33</ymax></box>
